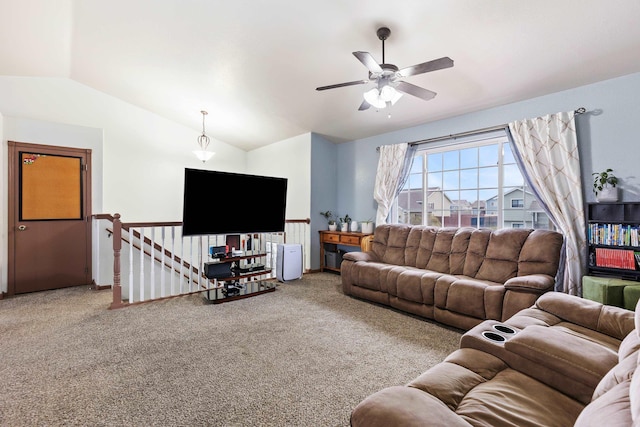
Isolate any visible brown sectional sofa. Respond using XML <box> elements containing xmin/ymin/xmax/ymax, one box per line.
<box><xmin>341</xmin><ymin>224</ymin><xmax>564</xmax><ymax>330</ymax></box>
<box><xmin>351</xmin><ymin>292</ymin><xmax>639</xmax><ymax>426</ymax></box>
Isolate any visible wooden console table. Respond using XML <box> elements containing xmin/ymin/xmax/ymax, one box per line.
<box><xmin>319</xmin><ymin>230</ymin><xmax>372</xmax><ymax>273</ymax></box>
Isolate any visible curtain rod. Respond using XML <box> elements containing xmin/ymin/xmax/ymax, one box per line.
<box><xmin>376</xmin><ymin>107</ymin><xmax>586</xmax><ymax>151</ymax></box>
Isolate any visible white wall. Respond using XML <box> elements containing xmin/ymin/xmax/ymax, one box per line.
<box><xmin>0</xmin><ymin>76</ymin><xmax>248</xmax><ymax>293</ymax></box>
<box><xmin>0</xmin><ymin>76</ymin><xmax>247</xmax><ymax>221</ymax></box>
<box><xmin>246</xmin><ymin>133</ymin><xmax>311</xmax><ymax>220</ymax></box>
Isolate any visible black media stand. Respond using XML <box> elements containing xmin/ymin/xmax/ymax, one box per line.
<box><xmin>202</xmin><ymin>251</ymin><xmax>276</xmax><ymax>304</ymax></box>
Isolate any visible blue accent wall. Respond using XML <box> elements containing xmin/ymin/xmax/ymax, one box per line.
<box><xmin>335</xmin><ymin>72</ymin><xmax>640</xmax><ymax>224</ymax></box>
<box><xmin>310</xmin><ymin>133</ymin><xmax>338</xmax><ymax>269</ymax></box>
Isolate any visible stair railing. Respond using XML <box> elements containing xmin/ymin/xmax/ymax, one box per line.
<box><xmin>93</xmin><ymin>214</ymin><xmax>311</xmax><ymax>309</ymax></box>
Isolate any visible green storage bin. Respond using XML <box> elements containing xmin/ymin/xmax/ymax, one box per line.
<box><xmin>623</xmin><ymin>285</ymin><xmax>640</xmax><ymax>311</ymax></box>
<box><xmin>582</xmin><ymin>275</ymin><xmax>633</xmax><ymax>308</ymax></box>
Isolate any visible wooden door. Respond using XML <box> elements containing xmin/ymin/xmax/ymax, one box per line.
<box><xmin>8</xmin><ymin>142</ymin><xmax>92</xmax><ymax>295</ymax></box>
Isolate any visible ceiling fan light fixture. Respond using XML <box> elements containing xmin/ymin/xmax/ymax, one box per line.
<box><xmin>380</xmin><ymin>85</ymin><xmax>402</xmax><ymax>103</ymax></box>
<box><xmin>363</xmin><ymin>88</ymin><xmax>386</xmax><ymax>109</ymax></box>
<box><xmin>363</xmin><ymin>86</ymin><xmax>402</xmax><ymax>109</ymax></box>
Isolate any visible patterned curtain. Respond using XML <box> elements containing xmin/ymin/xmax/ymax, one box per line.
<box><xmin>373</xmin><ymin>143</ymin><xmax>416</xmax><ymax>225</ymax></box>
<box><xmin>508</xmin><ymin>111</ymin><xmax>586</xmax><ymax>296</ymax></box>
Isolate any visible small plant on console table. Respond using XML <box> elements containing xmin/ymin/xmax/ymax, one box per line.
<box><xmin>592</xmin><ymin>168</ymin><xmax>619</xmax><ymax>202</ymax></box>
<box><xmin>320</xmin><ymin>210</ymin><xmax>337</xmax><ymax>231</ymax></box>
<box><xmin>339</xmin><ymin>214</ymin><xmax>352</xmax><ymax>232</ymax></box>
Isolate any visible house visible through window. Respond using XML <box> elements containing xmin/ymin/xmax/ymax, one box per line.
<box><xmin>394</xmin><ymin>134</ymin><xmax>554</xmax><ymax>230</ymax></box>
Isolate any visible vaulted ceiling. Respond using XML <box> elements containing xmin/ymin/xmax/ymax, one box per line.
<box><xmin>2</xmin><ymin>0</ymin><xmax>640</xmax><ymax>150</ymax></box>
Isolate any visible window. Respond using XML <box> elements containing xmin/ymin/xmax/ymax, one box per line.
<box><xmin>511</xmin><ymin>198</ymin><xmax>524</xmax><ymax>208</ymax></box>
<box><xmin>394</xmin><ymin>134</ymin><xmax>553</xmax><ymax>231</ymax></box>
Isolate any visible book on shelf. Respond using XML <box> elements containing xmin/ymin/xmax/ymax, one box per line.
<box><xmin>588</xmin><ymin>223</ymin><xmax>640</xmax><ymax>247</ymax></box>
<box><xmin>595</xmin><ymin>247</ymin><xmax>637</xmax><ymax>270</ymax></box>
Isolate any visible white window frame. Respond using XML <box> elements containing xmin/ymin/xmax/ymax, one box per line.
<box><xmin>391</xmin><ymin>132</ymin><xmax>545</xmax><ymax>230</ymax></box>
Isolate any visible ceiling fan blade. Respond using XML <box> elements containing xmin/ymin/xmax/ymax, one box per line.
<box><xmin>358</xmin><ymin>100</ymin><xmax>371</xmax><ymax>111</ymax></box>
<box><xmin>316</xmin><ymin>79</ymin><xmax>368</xmax><ymax>91</ymax></box>
<box><xmin>395</xmin><ymin>81</ymin><xmax>437</xmax><ymax>101</ymax></box>
<box><xmin>353</xmin><ymin>51</ymin><xmax>383</xmax><ymax>74</ymax></box>
<box><xmin>398</xmin><ymin>57</ymin><xmax>454</xmax><ymax>78</ymax></box>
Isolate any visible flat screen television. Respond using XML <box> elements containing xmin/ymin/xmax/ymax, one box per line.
<box><xmin>182</xmin><ymin>168</ymin><xmax>288</xmax><ymax>236</ymax></box>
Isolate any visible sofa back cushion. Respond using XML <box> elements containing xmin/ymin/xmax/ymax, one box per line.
<box><xmin>415</xmin><ymin>227</ymin><xmax>438</xmax><ymax>268</ymax></box>
<box><xmin>372</xmin><ymin>225</ymin><xmax>562</xmax><ymax>283</ymax></box>
<box><xmin>371</xmin><ymin>224</ymin><xmax>412</xmax><ymax>265</ymax></box>
<box><xmin>405</xmin><ymin>226</ymin><xmax>433</xmax><ymax>268</ymax></box>
<box><xmin>426</xmin><ymin>228</ymin><xmax>458</xmax><ymax>273</ymax></box>
<box><xmin>449</xmin><ymin>228</ymin><xmax>474</xmax><ymax>274</ymax></box>
<box><xmin>517</xmin><ymin>229</ymin><xmax>563</xmax><ymax>277</ymax></box>
<box><xmin>475</xmin><ymin>229</ymin><xmax>531</xmax><ymax>283</ymax></box>
<box><xmin>463</xmin><ymin>229</ymin><xmax>492</xmax><ymax>277</ymax></box>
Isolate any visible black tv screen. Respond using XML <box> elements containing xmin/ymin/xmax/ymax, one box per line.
<box><xmin>182</xmin><ymin>169</ymin><xmax>288</xmax><ymax>236</ymax></box>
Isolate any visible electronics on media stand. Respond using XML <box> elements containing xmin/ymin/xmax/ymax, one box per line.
<box><xmin>203</xmin><ymin>238</ymin><xmax>276</xmax><ymax>304</ymax></box>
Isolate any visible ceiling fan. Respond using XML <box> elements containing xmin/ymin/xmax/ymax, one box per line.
<box><xmin>316</xmin><ymin>27</ymin><xmax>454</xmax><ymax>112</ymax></box>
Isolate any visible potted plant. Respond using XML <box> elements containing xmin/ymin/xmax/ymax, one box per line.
<box><xmin>320</xmin><ymin>210</ymin><xmax>337</xmax><ymax>231</ymax></box>
<box><xmin>361</xmin><ymin>219</ymin><xmax>374</xmax><ymax>235</ymax></box>
<box><xmin>339</xmin><ymin>214</ymin><xmax>351</xmax><ymax>232</ymax></box>
<box><xmin>593</xmin><ymin>168</ymin><xmax>619</xmax><ymax>202</ymax></box>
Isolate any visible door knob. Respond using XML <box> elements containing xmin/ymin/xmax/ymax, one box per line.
<box><xmin>17</xmin><ymin>225</ymin><xmax>26</xmax><ymax>231</ymax></box>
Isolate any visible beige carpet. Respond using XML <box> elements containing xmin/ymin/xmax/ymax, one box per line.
<box><xmin>0</xmin><ymin>273</ymin><xmax>462</xmax><ymax>426</ymax></box>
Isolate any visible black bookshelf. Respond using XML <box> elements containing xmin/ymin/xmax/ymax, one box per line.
<box><xmin>587</xmin><ymin>202</ymin><xmax>640</xmax><ymax>281</ymax></box>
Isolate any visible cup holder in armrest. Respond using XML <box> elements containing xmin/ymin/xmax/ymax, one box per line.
<box><xmin>492</xmin><ymin>324</ymin><xmax>517</xmax><ymax>335</ymax></box>
<box><xmin>482</xmin><ymin>331</ymin><xmax>507</xmax><ymax>342</ymax></box>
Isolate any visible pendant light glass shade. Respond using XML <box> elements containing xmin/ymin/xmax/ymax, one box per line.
<box><xmin>193</xmin><ymin>149</ymin><xmax>215</xmax><ymax>162</ymax></box>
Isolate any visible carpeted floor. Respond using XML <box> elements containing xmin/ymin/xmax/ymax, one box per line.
<box><xmin>0</xmin><ymin>273</ymin><xmax>462</xmax><ymax>426</ymax></box>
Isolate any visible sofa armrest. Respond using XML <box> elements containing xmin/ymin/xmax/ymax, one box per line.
<box><xmin>343</xmin><ymin>251</ymin><xmax>378</xmax><ymax>263</ymax></box>
<box><xmin>504</xmin><ymin>274</ymin><xmax>555</xmax><ymax>293</ymax></box>
<box><xmin>535</xmin><ymin>292</ymin><xmax>636</xmax><ymax>340</ymax></box>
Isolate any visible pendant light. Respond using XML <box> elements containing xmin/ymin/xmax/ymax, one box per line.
<box><xmin>193</xmin><ymin>110</ymin><xmax>215</xmax><ymax>162</ymax></box>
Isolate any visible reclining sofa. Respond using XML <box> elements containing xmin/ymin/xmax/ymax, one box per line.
<box><xmin>351</xmin><ymin>292</ymin><xmax>639</xmax><ymax>426</ymax></box>
<box><xmin>341</xmin><ymin>224</ymin><xmax>564</xmax><ymax>330</ymax></box>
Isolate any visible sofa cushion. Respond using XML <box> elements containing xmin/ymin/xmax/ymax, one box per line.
<box><xmin>350</xmin><ymin>385</ymin><xmax>474</xmax><ymax>427</ymax></box>
<box><xmin>387</xmin><ymin>268</ymin><xmax>444</xmax><ymax>305</ymax></box>
<box><xmin>449</xmin><ymin>228</ymin><xmax>474</xmax><ymax>274</ymax></box>
<box><xmin>503</xmin><ymin>324</ymin><xmax>619</xmax><ymax>391</ymax></box>
<box><xmin>592</xmin><ymin>350</ymin><xmax>638</xmax><ymax>400</ymax></box>
<box><xmin>408</xmin><ymin>348</ymin><xmax>507</xmax><ymax>410</ymax></box>
<box><xmin>456</xmin><ymin>368</ymin><xmax>584</xmax><ymax>427</ymax></box>
<box><xmin>415</xmin><ymin>227</ymin><xmax>438</xmax><ymax>268</ymax></box>
<box><xmin>618</xmin><ymin>329</ymin><xmax>640</xmax><ymax>361</ymax></box>
<box><xmin>574</xmin><ymin>380</ymin><xmax>632</xmax><ymax>427</ymax></box>
<box><xmin>404</xmin><ymin>225</ymin><xmax>426</xmax><ymax>267</ymax></box>
<box><xmin>517</xmin><ymin>229</ymin><xmax>563</xmax><ymax>277</ymax></box>
<box><xmin>352</xmin><ymin>262</ymin><xmax>394</xmax><ymax>293</ymax></box>
<box><xmin>475</xmin><ymin>229</ymin><xmax>531</xmax><ymax>283</ymax></box>
<box><xmin>381</xmin><ymin>225</ymin><xmax>412</xmax><ymax>265</ymax></box>
<box><xmin>426</xmin><ymin>228</ymin><xmax>458</xmax><ymax>273</ymax></box>
<box><xmin>435</xmin><ymin>276</ymin><xmax>504</xmax><ymax>321</ymax></box>
<box><xmin>462</xmin><ymin>229</ymin><xmax>492</xmax><ymax>277</ymax></box>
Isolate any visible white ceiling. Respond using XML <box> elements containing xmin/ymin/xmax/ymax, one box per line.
<box><xmin>2</xmin><ymin>0</ymin><xmax>640</xmax><ymax>151</ymax></box>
